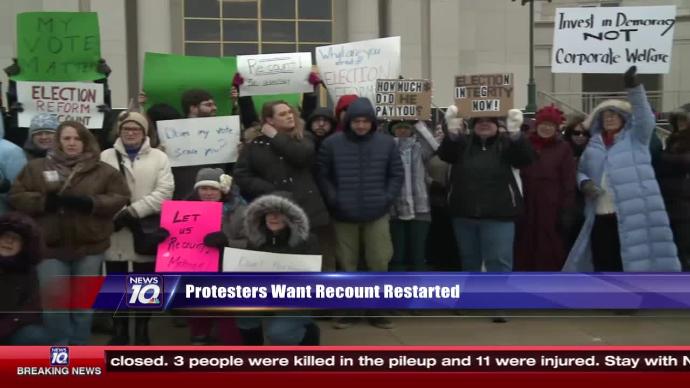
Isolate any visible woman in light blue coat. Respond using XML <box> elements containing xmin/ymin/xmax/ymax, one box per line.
<box><xmin>564</xmin><ymin>66</ymin><xmax>680</xmax><ymax>272</ymax></box>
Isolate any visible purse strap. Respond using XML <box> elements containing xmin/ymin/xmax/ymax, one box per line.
<box><xmin>114</xmin><ymin>150</ymin><xmax>132</xmax><ymax>207</ymax></box>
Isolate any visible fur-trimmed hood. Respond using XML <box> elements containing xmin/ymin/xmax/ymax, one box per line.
<box><xmin>669</xmin><ymin>107</ymin><xmax>689</xmax><ymax>133</ymax></box>
<box><xmin>0</xmin><ymin>212</ymin><xmax>43</xmax><ymax>267</ymax></box>
<box><xmin>244</xmin><ymin>194</ymin><xmax>310</xmax><ymax>248</ymax></box>
<box><xmin>583</xmin><ymin>99</ymin><xmax>632</xmax><ymax>135</ymax></box>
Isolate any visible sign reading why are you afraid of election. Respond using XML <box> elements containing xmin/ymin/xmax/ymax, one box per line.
<box><xmin>552</xmin><ymin>6</ymin><xmax>676</xmax><ymax>73</ymax></box>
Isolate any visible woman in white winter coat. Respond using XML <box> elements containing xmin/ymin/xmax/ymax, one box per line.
<box><xmin>100</xmin><ymin>111</ymin><xmax>174</xmax><ymax>345</ymax></box>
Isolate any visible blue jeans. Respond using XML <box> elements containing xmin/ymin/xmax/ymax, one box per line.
<box><xmin>7</xmin><ymin>324</ymin><xmax>54</xmax><ymax>345</ymax></box>
<box><xmin>452</xmin><ymin>218</ymin><xmax>514</xmax><ymax>272</ymax></box>
<box><xmin>37</xmin><ymin>255</ymin><xmax>104</xmax><ymax>345</ymax></box>
<box><xmin>236</xmin><ymin>317</ymin><xmax>311</xmax><ymax>345</ymax></box>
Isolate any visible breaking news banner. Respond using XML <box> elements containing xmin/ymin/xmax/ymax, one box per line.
<box><xmin>6</xmin><ymin>347</ymin><xmax>690</xmax><ymax>383</ymax></box>
<box><xmin>34</xmin><ymin>273</ymin><xmax>690</xmax><ymax>312</ymax></box>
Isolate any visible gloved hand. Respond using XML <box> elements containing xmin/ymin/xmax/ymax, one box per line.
<box><xmin>4</xmin><ymin>58</ymin><xmax>20</xmax><ymax>77</ymax></box>
<box><xmin>152</xmin><ymin>227</ymin><xmax>170</xmax><ymax>244</ymax></box>
<box><xmin>203</xmin><ymin>231</ymin><xmax>229</xmax><ymax>248</ymax></box>
<box><xmin>113</xmin><ymin>208</ymin><xmax>137</xmax><ymax>232</ymax></box>
<box><xmin>59</xmin><ymin>195</ymin><xmax>94</xmax><ymax>214</ymax></box>
<box><xmin>232</xmin><ymin>73</ymin><xmax>245</xmax><ymax>88</ymax></box>
<box><xmin>580</xmin><ymin>180</ymin><xmax>605</xmax><ymax>199</ymax></box>
<box><xmin>10</xmin><ymin>102</ymin><xmax>24</xmax><ymax>113</ymax></box>
<box><xmin>624</xmin><ymin>65</ymin><xmax>639</xmax><ymax>88</ymax></box>
<box><xmin>97</xmin><ymin>58</ymin><xmax>111</xmax><ymax>76</ymax></box>
<box><xmin>44</xmin><ymin>192</ymin><xmax>60</xmax><ymax>213</ymax></box>
<box><xmin>444</xmin><ymin>105</ymin><xmax>463</xmax><ymax>136</ymax></box>
<box><xmin>97</xmin><ymin>104</ymin><xmax>111</xmax><ymax>113</ymax></box>
<box><xmin>308</xmin><ymin>71</ymin><xmax>322</xmax><ymax>87</ymax></box>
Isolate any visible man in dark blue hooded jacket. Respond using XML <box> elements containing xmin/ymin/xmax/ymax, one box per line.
<box><xmin>316</xmin><ymin>97</ymin><xmax>403</xmax><ymax>329</ymax></box>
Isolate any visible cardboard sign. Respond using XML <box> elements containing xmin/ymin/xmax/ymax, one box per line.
<box><xmin>454</xmin><ymin>74</ymin><xmax>514</xmax><ymax>118</ymax></box>
<box><xmin>375</xmin><ymin>79</ymin><xmax>431</xmax><ymax>120</ymax></box>
<box><xmin>155</xmin><ymin>200</ymin><xmax>223</xmax><ymax>272</ymax></box>
<box><xmin>13</xmin><ymin>12</ymin><xmax>101</xmax><ymax>82</ymax></box>
<box><xmin>316</xmin><ymin>36</ymin><xmax>401</xmax><ymax>104</ymax></box>
<box><xmin>157</xmin><ymin>116</ymin><xmax>241</xmax><ymax>167</ymax></box>
<box><xmin>237</xmin><ymin>52</ymin><xmax>313</xmax><ymax>96</ymax></box>
<box><xmin>552</xmin><ymin>6</ymin><xmax>676</xmax><ymax>74</ymax></box>
<box><xmin>16</xmin><ymin>81</ymin><xmax>104</xmax><ymax>128</ymax></box>
<box><xmin>223</xmin><ymin>247</ymin><xmax>322</xmax><ymax>272</ymax></box>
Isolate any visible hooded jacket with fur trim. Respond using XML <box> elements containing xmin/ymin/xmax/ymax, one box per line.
<box><xmin>243</xmin><ymin>194</ymin><xmax>319</xmax><ymax>254</ymax></box>
<box><xmin>564</xmin><ymin>85</ymin><xmax>680</xmax><ymax>272</ymax></box>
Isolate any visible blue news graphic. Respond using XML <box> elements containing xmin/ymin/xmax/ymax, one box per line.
<box><xmin>92</xmin><ymin>273</ymin><xmax>690</xmax><ymax>311</ymax></box>
<box><xmin>50</xmin><ymin>347</ymin><xmax>69</xmax><ymax>366</ymax></box>
<box><xmin>125</xmin><ymin>275</ymin><xmax>164</xmax><ymax>309</ymax></box>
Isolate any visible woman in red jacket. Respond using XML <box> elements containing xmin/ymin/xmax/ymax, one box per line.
<box><xmin>514</xmin><ymin>105</ymin><xmax>577</xmax><ymax>271</ymax></box>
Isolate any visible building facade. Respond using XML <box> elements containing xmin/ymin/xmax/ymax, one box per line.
<box><xmin>1</xmin><ymin>0</ymin><xmax>688</xmax><ymax>112</ymax></box>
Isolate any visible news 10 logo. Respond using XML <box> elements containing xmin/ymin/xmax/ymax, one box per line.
<box><xmin>125</xmin><ymin>275</ymin><xmax>164</xmax><ymax>309</ymax></box>
<box><xmin>50</xmin><ymin>347</ymin><xmax>69</xmax><ymax>366</ymax></box>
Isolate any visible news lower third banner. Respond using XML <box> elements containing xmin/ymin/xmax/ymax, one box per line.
<box><xmin>80</xmin><ymin>273</ymin><xmax>690</xmax><ymax>311</ymax></box>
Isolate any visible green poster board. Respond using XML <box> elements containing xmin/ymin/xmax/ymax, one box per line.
<box><xmin>143</xmin><ymin>52</ymin><xmax>301</xmax><ymax>120</ymax></box>
<box><xmin>251</xmin><ymin>94</ymin><xmax>302</xmax><ymax>117</ymax></box>
<box><xmin>13</xmin><ymin>12</ymin><xmax>102</xmax><ymax>82</ymax></box>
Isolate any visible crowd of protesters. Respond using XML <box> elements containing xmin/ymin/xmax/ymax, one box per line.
<box><xmin>0</xmin><ymin>59</ymin><xmax>686</xmax><ymax>346</ymax></box>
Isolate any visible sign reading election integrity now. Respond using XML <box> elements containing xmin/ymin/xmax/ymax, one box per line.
<box><xmin>237</xmin><ymin>52</ymin><xmax>313</xmax><ymax>96</ymax></box>
<box><xmin>316</xmin><ymin>36</ymin><xmax>401</xmax><ymax>104</ymax></box>
<box><xmin>454</xmin><ymin>73</ymin><xmax>513</xmax><ymax>118</ymax></box>
<box><xmin>375</xmin><ymin>79</ymin><xmax>432</xmax><ymax>120</ymax></box>
<box><xmin>551</xmin><ymin>6</ymin><xmax>677</xmax><ymax>73</ymax></box>
<box><xmin>156</xmin><ymin>115</ymin><xmax>241</xmax><ymax>167</ymax></box>
<box><xmin>13</xmin><ymin>12</ymin><xmax>102</xmax><ymax>82</ymax></box>
<box><xmin>16</xmin><ymin>81</ymin><xmax>104</xmax><ymax>128</ymax></box>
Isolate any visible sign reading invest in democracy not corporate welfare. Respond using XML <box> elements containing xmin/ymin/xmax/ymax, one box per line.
<box><xmin>156</xmin><ymin>115</ymin><xmax>241</xmax><ymax>167</ymax></box>
<box><xmin>454</xmin><ymin>74</ymin><xmax>513</xmax><ymax>118</ymax></box>
<box><xmin>552</xmin><ymin>6</ymin><xmax>676</xmax><ymax>73</ymax></box>
<box><xmin>16</xmin><ymin>81</ymin><xmax>104</xmax><ymax>128</ymax></box>
<box><xmin>316</xmin><ymin>36</ymin><xmax>401</xmax><ymax>104</ymax></box>
<box><xmin>237</xmin><ymin>52</ymin><xmax>313</xmax><ymax>96</ymax></box>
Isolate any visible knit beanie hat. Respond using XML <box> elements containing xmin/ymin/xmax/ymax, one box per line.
<box><xmin>194</xmin><ymin>168</ymin><xmax>233</xmax><ymax>194</ymax></box>
<box><xmin>535</xmin><ymin>105</ymin><xmax>565</xmax><ymax>128</ymax></box>
<box><xmin>468</xmin><ymin>116</ymin><xmax>502</xmax><ymax>129</ymax></box>
<box><xmin>29</xmin><ymin>113</ymin><xmax>59</xmax><ymax>135</ymax></box>
<box><xmin>117</xmin><ymin>111</ymin><xmax>149</xmax><ymax>133</ymax></box>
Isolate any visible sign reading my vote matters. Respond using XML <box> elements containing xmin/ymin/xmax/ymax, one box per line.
<box><xmin>156</xmin><ymin>201</ymin><xmax>223</xmax><ymax>273</ymax></box>
<box><xmin>157</xmin><ymin>116</ymin><xmax>241</xmax><ymax>167</ymax></box>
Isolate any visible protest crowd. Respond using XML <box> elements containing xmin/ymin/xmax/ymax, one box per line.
<box><xmin>0</xmin><ymin>11</ymin><xmax>688</xmax><ymax>347</ymax></box>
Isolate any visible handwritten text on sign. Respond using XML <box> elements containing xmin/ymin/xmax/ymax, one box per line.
<box><xmin>551</xmin><ymin>6</ymin><xmax>676</xmax><ymax>73</ymax></box>
<box><xmin>223</xmin><ymin>247</ymin><xmax>322</xmax><ymax>272</ymax></box>
<box><xmin>155</xmin><ymin>201</ymin><xmax>223</xmax><ymax>273</ymax></box>
<box><xmin>16</xmin><ymin>81</ymin><xmax>104</xmax><ymax>128</ymax></box>
<box><xmin>454</xmin><ymin>74</ymin><xmax>513</xmax><ymax>118</ymax></box>
<box><xmin>157</xmin><ymin>116</ymin><xmax>241</xmax><ymax>167</ymax></box>
<box><xmin>237</xmin><ymin>52</ymin><xmax>312</xmax><ymax>96</ymax></box>
<box><xmin>375</xmin><ymin>79</ymin><xmax>432</xmax><ymax>120</ymax></box>
<box><xmin>316</xmin><ymin>37</ymin><xmax>401</xmax><ymax>104</ymax></box>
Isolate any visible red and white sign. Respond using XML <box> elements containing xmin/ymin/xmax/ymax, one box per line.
<box><xmin>17</xmin><ymin>81</ymin><xmax>105</xmax><ymax>128</ymax></box>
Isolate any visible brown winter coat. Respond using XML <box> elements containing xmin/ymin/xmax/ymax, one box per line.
<box><xmin>8</xmin><ymin>157</ymin><xmax>130</xmax><ymax>259</ymax></box>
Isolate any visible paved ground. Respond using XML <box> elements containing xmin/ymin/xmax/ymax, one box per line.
<box><xmin>90</xmin><ymin>311</ymin><xmax>690</xmax><ymax>345</ymax></box>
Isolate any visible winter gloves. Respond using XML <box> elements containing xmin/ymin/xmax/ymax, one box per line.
<box><xmin>44</xmin><ymin>193</ymin><xmax>94</xmax><ymax>214</ymax></box>
<box><xmin>203</xmin><ymin>231</ymin><xmax>229</xmax><ymax>249</ymax></box>
<box><xmin>113</xmin><ymin>208</ymin><xmax>138</xmax><ymax>232</ymax></box>
<box><xmin>444</xmin><ymin>105</ymin><xmax>464</xmax><ymax>137</ymax></box>
<box><xmin>624</xmin><ymin>66</ymin><xmax>639</xmax><ymax>89</ymax></box>
<box><xmin>580</xmin><ymin>180</ymin><xmax>605</xmax><ymax>199</ymax></box>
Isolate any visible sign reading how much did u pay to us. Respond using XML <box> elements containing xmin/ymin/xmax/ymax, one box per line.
<box><xmin>552</xmin><ymin>6</ymin><xmax>677</xmax><ymax>73</ymax></box>
<box><xmin>375</xmin><ymin>79</ymin><xmax>432</xmax><ymax>120</ymax></box>
<box><xmin>454</xmin><ymin>74</ymin><xmax>513</xmax><ymax>118</ymax></box>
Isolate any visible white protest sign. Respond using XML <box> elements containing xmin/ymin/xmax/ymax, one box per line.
<box><xmin>16</xmin><ymin>81</ymin><xmax>104</xmax><ymax>128</ymax></box>
<box><xmin>316</xmin><ymin>36</ymin><xmax>401</xmax><ymax>103</ymax></box>
<box><xmin>237</xmin><ymin>52</ymin><xmax>313</xmax><ymax>96</ymax></box>
<box><xmin>552</xmin><ymin>6</ymin><xmax>676</xmax><ymax>73</ymax></box>
<box><xmin>223</xmin><ymin>247</ymin><xmax>322</xmax><ymax>272</ymax></box>
<box><xmin>157</xmin><ymin>115</ymin><xmax>241</xmax><ymax>167</ymax></box>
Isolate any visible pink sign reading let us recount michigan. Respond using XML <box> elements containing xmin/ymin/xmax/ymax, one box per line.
<box><xmin>155</xmin><ymin>200</ymin><xmax>223</xmax><ymax>272</ymax></box>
